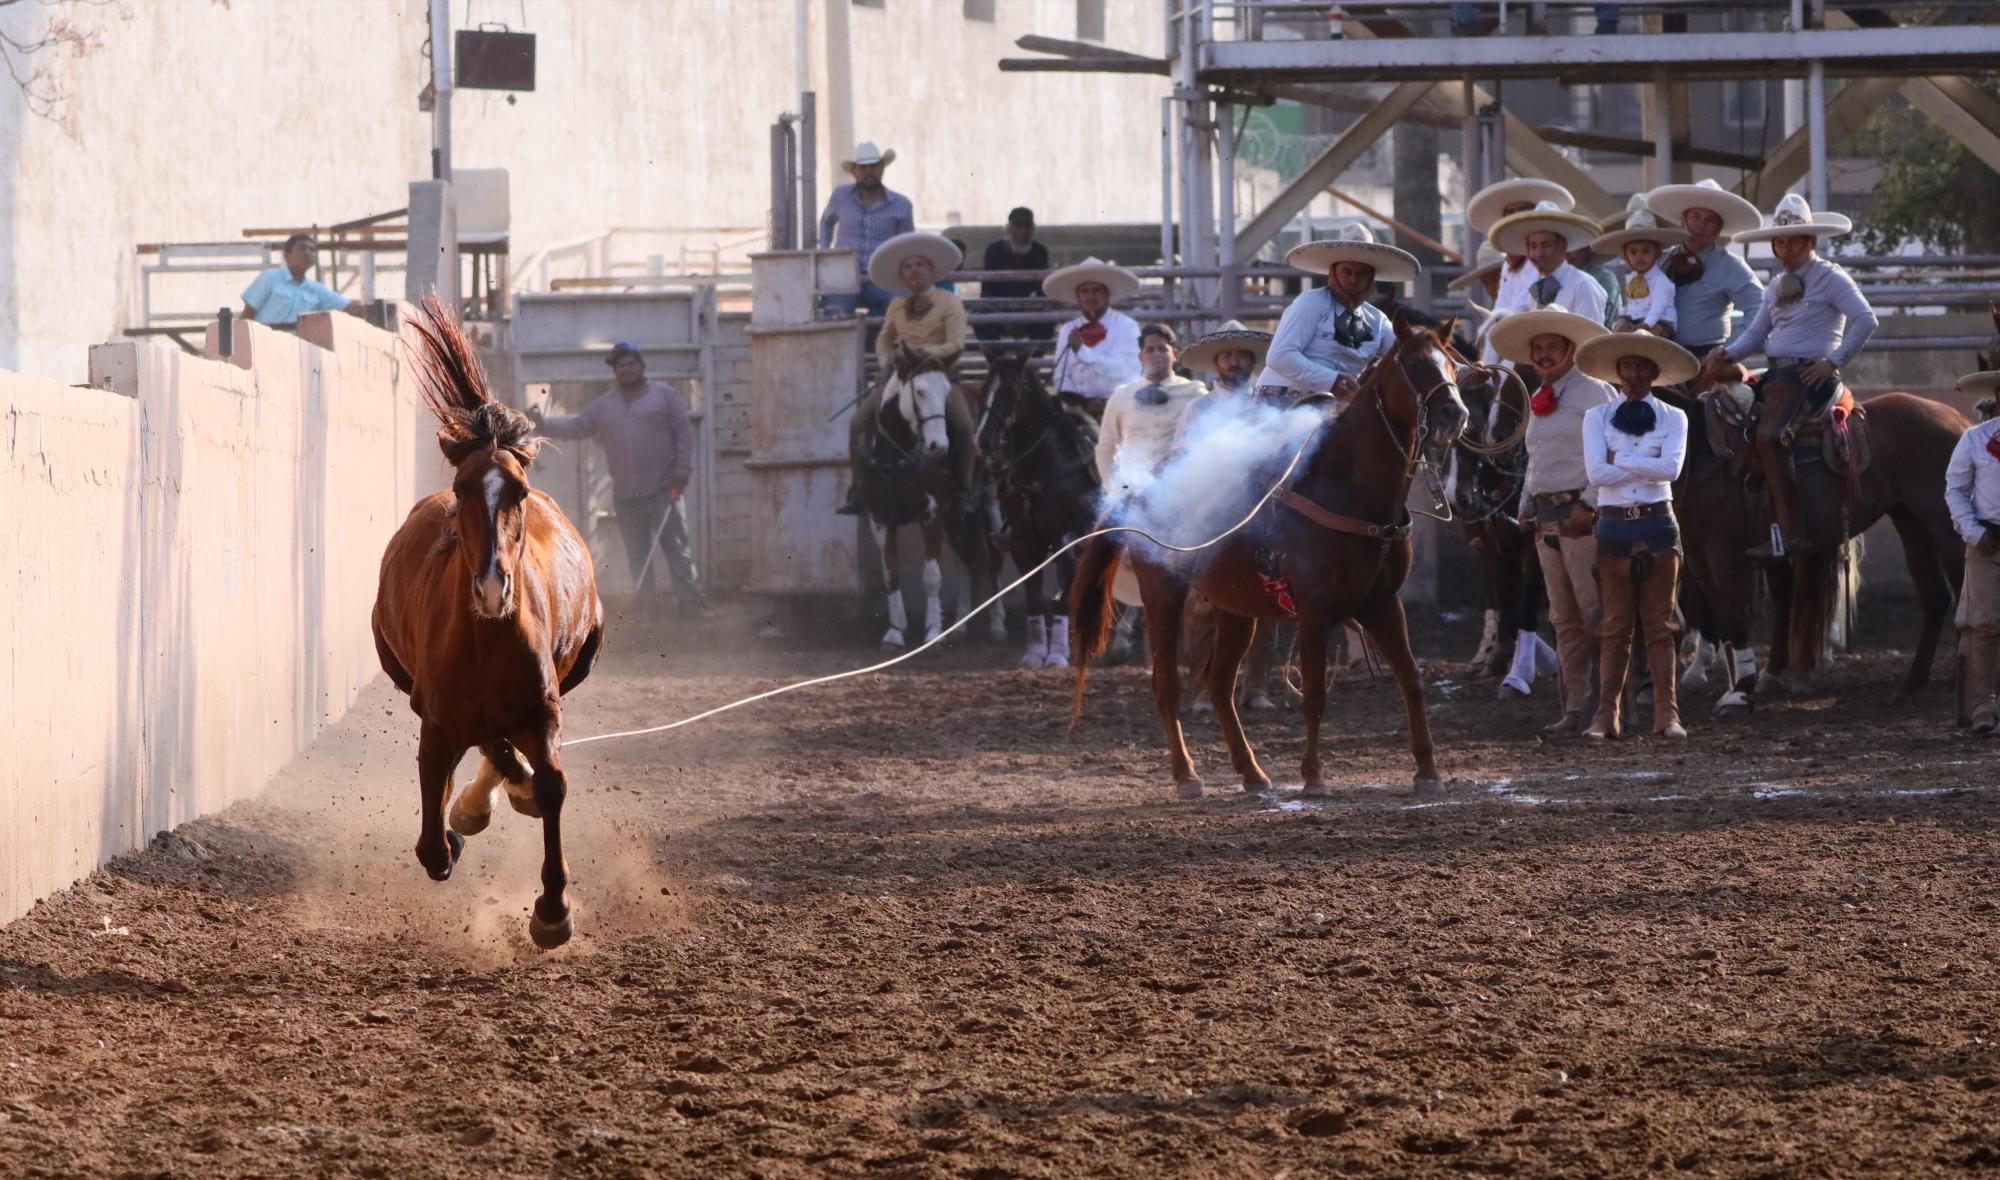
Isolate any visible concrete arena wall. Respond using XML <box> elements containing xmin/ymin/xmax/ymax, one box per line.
<box><xmin>0</xmin><ymin>314</ymin><xmax>421</xmax><ymax>924</ymax></box>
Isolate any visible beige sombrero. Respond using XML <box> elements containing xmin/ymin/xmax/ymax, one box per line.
<box><xmin>1466</xmin><ymin>178</ymin><xmax>1575</xmax><ymax>235</ymax></box>
<box><xmin>1577</xmin><ymin>329</ymin><xmax>1700</xmax><ymax>386</ymax></box>
<box><xmin>1044</xmin><ymin>256</ymin><xmax>1142</xmax><ymax>305</ymax></box>
<box><xmin>1287</xmin><ymin>222</ymin><xmax>1419</xmax><ymax>285</ymax></box>
<box><xmin>1733</xmin><ymin>193</ymin><xmax>1853</xmax><ymax>244</ymax></box>
<box><xmin>1180</xmin><ymin>320</ymin><xmax>1273</xmax><ymax>372</ymax></box>
<box><xmin>868</xmin><ymin>231</ymin><xmax>961</xmax><ymax>290</ymax></box>
<box><xmin>1592</xmin><ymin>195</ymin><xmax>1691</xmax><ymax>254</ymax></box>
<box><xmin>1957</xmin><ymin>371</ymin><xmax>2000</xmax><ymax>397</ymax></box>
<box><xmin>1488</xmin><ymin>307</ymin><xmax>1609</xmax><ymax>366</ymax></box>
<box><xmin>1446</xmin><ymin>241</ymin><xmax>1504</xmax><ymax>295</ymax></box>
<box><xmin>1489</xmin><ymin>201</ymin><xmax>1604</xmax><ymax>257</ymax></box>
<box><xmin>1645</xmin><ymin>178</ymin><xmax>1763</xmax><ymax>241</ymax></box>
<box><xmin>841</xmin><ymin>140</ymin><xmax>896</xmax><ymax>171</ymax></box>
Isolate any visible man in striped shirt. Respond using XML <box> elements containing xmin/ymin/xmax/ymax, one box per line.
<box><xmin>818</xmin><ymin>140</ymin><xmax>915</xmax><ymax>318</ymax></box>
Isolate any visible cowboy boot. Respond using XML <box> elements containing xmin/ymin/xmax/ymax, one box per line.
<box><xmin>1019</xmin><ymin>615</ymin><xmax>1048</xmax><ymax>670</ymax></box>
<box><xmin>1045</xmin><ymin>617</ymin><xmax>1073</xmax><ymax>669</ymax></box>
<box><xmin>1967</xmin><ymin>635</ymin><xmax>1999</xmax><ymax>736</ymax></box>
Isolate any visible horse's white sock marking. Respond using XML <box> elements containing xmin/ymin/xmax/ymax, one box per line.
<box><xmin>886</xmin><ymin>589</ymin><xmax>908</xmax><ymax>632</ymax></box>
<box><xmin>1020</xmin><ymin>615</ymin><xmax>1048</xmax><ymax>670</ymax></box>
<box><xmin>921</xmin><ymin>559</ymin><xmax>943</xmax><ymax>642</ymax></box>
<box><xmin>1046</xmin><ymin>616</ymin><xmax>1071</xmax><ymax>669</ymax></box>
<box><xmin>1501</xmin><ymin>630</ymin><xmax>1537</xmax><ymax>696</ymax></box>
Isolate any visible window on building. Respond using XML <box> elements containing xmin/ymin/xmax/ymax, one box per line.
<box><xmin>1077</xmin><ymin>0</ymin><xmax>1106</xmax><ymax>42</ymax></box>
<box><xmin>964</xmin><ymin>0</ymin><xmax>995</xmax><ymax>20</ymax></box>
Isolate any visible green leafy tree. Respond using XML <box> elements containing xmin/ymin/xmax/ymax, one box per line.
<box><xmin>1849</xmin><ymin>76</ymin><xmax>2000</xmax><ymax>255</ymax></box>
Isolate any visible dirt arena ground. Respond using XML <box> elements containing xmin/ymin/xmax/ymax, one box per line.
<box><xmin>2</xmin><ymin>598</ymin><xmax>1997</xmax><ymax>1178</ymax></box>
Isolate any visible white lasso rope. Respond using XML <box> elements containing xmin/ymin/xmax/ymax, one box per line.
<box><xmin>564</xmin><ymin>427</ymin><xmax>1320</xmax><ymax>749</ymax></box>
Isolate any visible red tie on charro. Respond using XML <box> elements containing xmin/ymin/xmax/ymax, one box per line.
<box><xmin>1076</xmin><ymin>321</ymin><xmax>1108</xmax><ymax>348</ymax></box>
<box><xmin>1530</xmin><ymin>384</ymin><xmax>1559</xmax><ymax>416</ymax></box>
<box><xmin>1985</xmin><ymin>432</ymin><xmax>2000</xmax><ymax>464</ymax></box>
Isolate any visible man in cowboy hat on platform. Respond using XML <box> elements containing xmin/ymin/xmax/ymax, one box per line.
<box><xmin>1946</xmin><ymin>369</ymin><xmax>2000</xmax><ymax>734</ymax></box>
<box><xmin>531</xmin><ymin>342</ymin><xmax>706</xmax><ymax>616</ymax></box>
<box><xmin>1593</xmin><ymin>195</ymin><xmax>1689</xmax><ymax>338</ymax></box>
<box><xmin>1466</xmin><ymin>178</ymin><xmax>1576</xmax><ymax>359</ymax></box>
<box><xmin>818</xmin><ymin>140</ymin><xmax>915</xmax><ymax>318</ymax></box>
<box><xmin>840</xmin><ymin>231</ymin><xmax>976</xmax><ymax>515</ymax></box>
<box><xmin>1646</xmin><ymin>178</ymin><xmax>1767</xmax><ymax>360</ymax></box>
<box><xmin>1490</xmin><ymin>308</ymin><xmax>1614</xmax><ymax>733</ymax></box>
<box><xmin>1257</xmin><ymin>223</ymin><xmax>1419</xmax><ymax>406</ymax></box>
<box><xmin>1049</xmin><ymin>257</ymin><xmax>1144</xmax><ymax>421</ymax></box>
<box><xmin>1489</xmin><ymin>201</ymin><xmax>1609</xmax><ymax>325</ymax></box>
<box><xmin>1576</xmin><ymin>330</ymin><xmax>1700</xmax><ymax>740</ymax></box>
<box><xmin>1704</xmin><ymin>194</ymin><xmax>1878</xmax><ymax>556</ymax></box>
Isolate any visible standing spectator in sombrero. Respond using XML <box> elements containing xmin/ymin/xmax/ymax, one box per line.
<box><xmin>1704</xmin><ymin>194</ymin><xmax>1878</xmax><ymax>556</ymax></box>
<box><xmin>1446</xmin><ymin>242</ymin><xmax>1506</xmax><ymax>358</ymax></box>
<box><xmin>839</xmin><ymin>231</ymin><xmax>976</xmax><ymax>516</ymax></box>
<box><xmin>1645</xmin><ymin>178</ymin><xmax>1766</xmax><ymax>360</ymax></box>
<box><xmin>1947</xmin><ymin>369</ymin><xmax>2000</xmax><ymax>735</ymax></box>
<box><xmin>817</xmin><ymin>140</ymin><xmax>914</xmax><ymax>318</ymax></box>
<box><xmin>1049</xmin><ymin>258</ymin><xmax>1144</xmax><ymax>422</ymax></box>
<box><xmin>1489</xmin><ymin>201</ymin><xmax>1608</xmax><ymax>326</ymax></box>
<box><xmin>1576</xmin><ymin>330</ymin><xmax>1698</xmax><ymax>739</ymax></box>
<box><xmin>1593</xmin><ymin>196</ymin><xmax>1689</xmax><ymax>338</ymax></box>
<box><xmin>1490</xmin><ymin>308</ymin><xmax>1615</xmax><ymax>733</ymax></box>
<box><xmin>1256</xmin><ymin>223</ymin><xmax>1420</xmax><ymax>407</ymax></box>
<box><xmin>1466</xmin><ymin>179</ymin><xmax>1576</xmax><ymax>360</ymax></box>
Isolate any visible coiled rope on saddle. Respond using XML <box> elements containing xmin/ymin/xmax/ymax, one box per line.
<box><xmin>565</xmin><ymin>423</ymin><xmax>1325</xmax><ymax>749</ymax></box>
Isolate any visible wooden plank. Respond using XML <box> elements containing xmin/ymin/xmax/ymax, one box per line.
<box><xmin>1232</xmin><ymin>81</ymin><xmax>1433</xmax><ymax>259</ymax></box>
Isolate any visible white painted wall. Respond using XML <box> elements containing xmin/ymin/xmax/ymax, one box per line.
<box><xmin>0</xmin><ymin>0</ymin><xmax>1170</xmax><ymax>382</ymax></box>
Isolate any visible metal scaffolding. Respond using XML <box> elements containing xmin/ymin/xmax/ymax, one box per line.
<box><xmin>1002</xmin><ymin>1</ymin><xmax>2000</xmax><ymax>328</ymax></box>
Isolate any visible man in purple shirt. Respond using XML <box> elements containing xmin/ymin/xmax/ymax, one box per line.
<box><xmin>530</xmin><ymin>342</ymin><xmax>705</xmax><ymax>614</ymax></box>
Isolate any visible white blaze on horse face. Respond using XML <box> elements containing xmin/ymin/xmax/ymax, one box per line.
<box><xmin>916</xmin><ymin>371</ymin><xmax>951</xmax><ymax>454</ymax></box>
<box><xmin>473</xmin><ymin>465</ymin><xmax>514</xmax><ymax>617</ymax></box>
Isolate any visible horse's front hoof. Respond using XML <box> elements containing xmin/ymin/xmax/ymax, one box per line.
<box><xmin>881</xmin><ymin>628</ymin><xmax>907</xmax><ymax>649</ymax></box>
<box><xmin>1713</xmin><ymin>690</ymin><xmax>1753</xmax><ymax>719</ymax></box>
<box><xmin>1412</xmin><ymin>776</ymin><xmax>1446</xmax><ymax>800</ymax></box>
<box><xmin>1754</xmin><ymin>671</ymin><xmax>1786</xmax><ymax>698</ymax></box>
<box><xmin>1244</xmin><ymin>693</ymin><xmax>1277</xmax><ymax>713</ymax></box>
<box><xmin>1301</xmin><ymin>781</ymin><xmax>1332</xmax><ymax>798</ymax></box>
<box><xmin>1242</xmin><ymin>778</ymin><xmax>1273</xmax><ymax>796</ymax></box>
<box><xmin>528</xmin><ymin>911</ymin><xmax>574</xmax><ymax>950</ymax></box>
<box><xmin>1174</xmin><ymin>780</ymin><xmax>1205</xmax><ymax>800</ymax></box>
<box><xmin>1784</xmin><ymin>675</ymin><xmax>1817</xmax><ymax>698</ymax></box>
<box><xmin>447</xmin><ymin>830</ymin><xmax>465</xmax><ymax>862</ymax></box>
<box><xmin>1498</xmin><ymin>676</ymin><xmax>1531</xmax><ymax>700</ymax></box>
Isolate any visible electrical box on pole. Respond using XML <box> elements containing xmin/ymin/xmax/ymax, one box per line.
<box><xmin>456</xmin><ymin>30</ymin><xmax>536</xmax><ymax>91</ymax></box>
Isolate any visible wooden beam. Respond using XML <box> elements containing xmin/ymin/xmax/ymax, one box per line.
<box><xmin>1902</xmin><ymin>78</ymin><xmax>2000</xmax><ymax>174</ymax></box>
<box><xmin>998</xmin><ymin>58</ymin><xmax>1169</xmax><ymax>75</ymax></box>
<box><xmin>1732</xmin><ymin>75</ymin><xmax>1902</xmax><ymax>205</ymax></box>
<box><xmin>1013</xmin><ymin>33</ymin><xmax>1154</xmax><ymax>63</ymax></box>
<box><xmin>1233</xmin><ymin>81</ymin><xmax>1434</xmax><ymax>259</ymax></box>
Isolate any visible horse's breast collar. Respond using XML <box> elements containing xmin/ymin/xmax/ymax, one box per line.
<box><xmin>1277</xmin><ymin>489</ymin><xmax>1412</xmax><ymax>541</ymax></box>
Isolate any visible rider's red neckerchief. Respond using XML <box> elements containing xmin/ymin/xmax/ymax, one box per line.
<box><xmin>1075</xmin><ymin>321</ymin><xmax>1108</xmax><ymax>348</ymax></box>
<box><xmin>1530</xmin><ymin>383</ymin><xmax>1559</xmax><ymax>416</ymax></box>
<box><xmin>1986</xmin><ymin>431</ymin><xmax>2000</xmax><ymax>464</ymax></box>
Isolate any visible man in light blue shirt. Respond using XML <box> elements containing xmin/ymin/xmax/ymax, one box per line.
<box><xmin>240</xmin><ymin>235</ymin><xmax>361</xmax><ymax>327</ymax></box>
<box><xmin>1646</xmin><ymin>179</ymin><xmax>1766</xmax><ymax>354</ymax></box>
<box><xmin>1256</xmin><ymin>224</ymin><xmax>1418</xmax><ymax>404</ymax></box>
<box><xmin>1946</xmin><ymin>369</ymin><xmax>2000</xmax><ymax>733</ymax></box>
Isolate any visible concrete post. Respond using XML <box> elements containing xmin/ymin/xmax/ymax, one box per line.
<box><xmin>407</xmin><ymin>180</ymin><xmax>460</xmax><ymax>311</ymax></box>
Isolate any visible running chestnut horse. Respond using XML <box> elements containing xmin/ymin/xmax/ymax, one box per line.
<box><xmin>372</xmin><ymin>296</ymin><xmax>604</xmax><ymax>950</ymax></box>
<box><xmin>1069</xmin><ymin>314</ymin><xmax>1467</xmax><ymax>797</ymax></box>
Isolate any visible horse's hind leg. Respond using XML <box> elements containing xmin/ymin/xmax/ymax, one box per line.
<box><xmin>920</xmin><ymin>518</ymin><xmax>945</xmax><ymax>645</ymax></box>
<box><xmin>1299</xmin><ymin>617</ymin><xmax>1333</xmax><ymax>796</ymax></box>
<box><xmin>511</xmin><ymin>720</ymin><xmax>574</xmax><ymax>950</ymax></box>
<box><xmin>1140</xmin><ymin>573</ymin><xmax>1201</xmax><ymax>797</ymax></box>
<box><xmin>1356</xmin><ymin>596</ymin><xmax>1442</xmax><ymax>790</ymax></box>
<box><xmin>452</xmin><ymin>741</ymin><xmax>536</xmax><ymax>834</ymax></box>
<box><xmin>415</xmin><ymin>725</ymin><xmax>466</xmax><ymax>881</ymax></box>
<box><xmin>1206</xmin><ymin>611</ymin><xmax>1271</xmax><ymax>794</ymax></box>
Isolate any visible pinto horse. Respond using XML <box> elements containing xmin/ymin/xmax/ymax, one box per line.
<box><xmin>1069</xmin><ymin>315</ymin><xmax>1467</xmax><ymax>796</ymax></box>
<box><xmin>372</xmin><ymin>297</ymin><xmax>604</xmax><ymax>950</ymax></box>
<box><xmin>853</xmin><ymin>346</ymin><xmax>995</xmax><ymax>647</ymax></box>
<box><xmin>981</xmin><ymin>346</ymin><xmax>1102</xmax><ymax>669</ymax></box>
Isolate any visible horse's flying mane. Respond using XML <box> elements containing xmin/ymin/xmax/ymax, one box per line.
<box><xmin>408</xmin><ymin>294</ymin><xmax>541</xmax><ymax>466</ymax></box>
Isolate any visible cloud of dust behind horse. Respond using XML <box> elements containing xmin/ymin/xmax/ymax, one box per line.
<box><xmin>1101</xmin><ymin>396</ymin><xmax>1326</xmax><ymax>571</ymax></box>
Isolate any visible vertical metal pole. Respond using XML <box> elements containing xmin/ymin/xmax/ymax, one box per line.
<box><xmin>794</xmin><ymin>0</ymin><xmax>809</xmax><ymax>95</ymax></box>
<box><xmin>770</xmin><ymin>123</ymin><xmax>794</xmax><ymax>251</ymax></box>
<box><xmin>1217</xmin><ymin>102</ymin><xmax>1237</xmax><ymax>318</ymax></box>
<box><xmin>800</xmin><ymin>91</ymin><xmax>819</xmax><ymax>249</ymax></box>
<box><xmin>430</xmin><ymin>0</ymin><xmax>452</xmax><ymax>181</ymax></box>
<box><xmin>1177</xmin><ymin>2</ymin><xmax>1200</xmax><ymax>306</ymax></box>
<box><xmin>1161</xmin><ymin>96</ymin><xmax>1176</xmax><ymax>279</ymax></box>
<box><xmin>1807</xmin><ymin>62</ymin><xmax>1828</xmax><ymax>211</ymax></box>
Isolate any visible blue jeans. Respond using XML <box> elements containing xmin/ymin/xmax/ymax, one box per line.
<box><xmin>615</xmin><ymin>492</ymin><xmax>702</xmax><ymax>602</ymax></box>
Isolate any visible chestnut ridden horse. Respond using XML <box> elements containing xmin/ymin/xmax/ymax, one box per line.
<box><xmin>372</xmin><ymin>297</ymin><xmax>604</xmax><ymax>950</ymax></box>
<box><xmin>1069</xmin><ymin>315</ymin><xmax>1467</xmax><ymax>797</ymax></box>
<box><xmin>1690</xmin><ymin>367</ymin><xmax>1963</xmax><ymax>699</ymax></box>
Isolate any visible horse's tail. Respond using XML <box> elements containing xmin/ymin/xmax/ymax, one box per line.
<box><xmin>407</xmin><ymin>294</ymin><xmax>540</xmax><ymax>463</ymax></box>
<box><xmin>1066</xmin><ymin>532</ymin><xmax>1124</xmax><ymax>729</ymax></box>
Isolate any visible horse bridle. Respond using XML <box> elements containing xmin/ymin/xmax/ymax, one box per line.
<box><xmin>1278</xmin><ymin>341</ymin><xmax>1458</xmax><ymax>543</ymax></box>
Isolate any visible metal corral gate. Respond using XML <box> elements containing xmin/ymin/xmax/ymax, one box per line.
<box><xmin>511</xmin><ymin>289</ymin><xmax>723</xmax><ymax>595</ymax></box>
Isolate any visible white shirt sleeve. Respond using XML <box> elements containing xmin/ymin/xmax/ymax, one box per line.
<box><xmin>1946</xmin><ymin>428</ymin><xmax>1986</xmax><ymax>546</ymax></box>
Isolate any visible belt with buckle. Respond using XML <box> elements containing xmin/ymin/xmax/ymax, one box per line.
<box><xmin>1603</xmin><ymin>501</ymin><xmax>1672</xmax><ymax>521</ymax></box>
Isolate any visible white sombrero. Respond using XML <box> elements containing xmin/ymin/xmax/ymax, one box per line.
<box><xmin>1466</xmin><ymin>178</ymin><xmax>1575</xmax><ymax>235</ymax></box>
<box><xmin>1592</xmin><ymin>194</ymin><xmax>1691</xmax><ymax>254</ymax></box>
<box><xmin>868</xmin><ymin>231</ymin><xmax>961</xmax><ymax>290</ymax></box>
<box><xmin>1287</xmin><ymin>222</ymin><xmax>1419</xmax><ymax>285</ymax></box>
<box><xmin>1645</xmin><ymin>178</ymin><xmax>1763</xmax><ymax>241</ymax></box>
<box><xmin>1488</xmin><ymin>307</ymin><xmax>1608</xmax><ymax>366</ymax></box>
<box><xmin>1733</xmin><ymin>193</ymin><xmax>1853</xmax><ymax>244</ymax></box>
<box><xmin>842</xmin><ymin>140</ymin><xmax>896</xmax><ymax>170</ymax></box>
<box><xmin>1489</xmin><ymin>201</ymin><xmax>1604</xmax><ymax>257</ymax></box>
<box><xmin>1577</xmin><ymin>329</ymin><xmax>1700</xmax><ymax>386</ymax></box>
<box><xmin>1179</xmin><ymin>320</ymin><xmax>1273</xmax><ymax>372</ymax></box>
<box><xmin>1446</xmin><ymin>241</ymin><xmax>1504</xmax><ymax>294</ymax></box>
<box><xmin>1957</xmin><ymin>371</ymin><xmax>2000</xmax><ymax>397</ymax></box>
<box><xmin>1044</xmin><ymin>257</ymin><xmax>1142</xmax><ymax>305</ymax></box>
